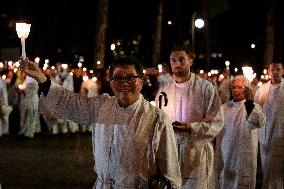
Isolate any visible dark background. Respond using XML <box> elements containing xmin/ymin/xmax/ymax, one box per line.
<box><xmin>0</xmin><ymin>0</ymin><xmax>283</xmax><ymax>74</ymax></box>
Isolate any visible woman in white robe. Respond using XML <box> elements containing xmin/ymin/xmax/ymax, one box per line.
<box><xmin>215</xmin><ymin>75</ymin><xmax>265</xmax><ymax>189</ymax></box>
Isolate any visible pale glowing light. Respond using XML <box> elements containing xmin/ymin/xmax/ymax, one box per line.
<box><xmin>2</xmin><ymin>75</ymin><xmax>6</xmax><ymax>80</ymax></box>
<box><xmin>242</xmin><ymin>66</ymin><xmax>254</xmax><ymax>82</ymax></box>
<box><xmin>77</xmin><ymin>62</ymin><xmax>82</xmax><ymax>68</ymax></box>
<box><xmin>83</xmin><ymin>75</ymin><xmax>88</xmax><ymax>81</ymax></box>
<box><xmin>35</xmin><ymin>57</ymin><xmax>40</xmax><ymax>63</ymax></box>
<box><xmin>13</xmin><ymin>68</ymin><xmax>18</xmax><ymax>73</ymax></box>
<box><xmin>90</xmin><ymin>70</ymin><xmax>94</xmax><ymax>74</ymax></box>
<box><xmin>251</xmin><ymin>44</ymin><xmax>256</xmax><ymax>49</ymax></box>
<box><xmin>15</xmin><ymin>61</ymin><xmax>20</xmax><ymax>68</ymax></box>
<box><xmin>92</xmin><ymin>77</ymin><xmax>97</xmax><ymax>82</ymax></box>
<box><xmin>117</xmin><ymin>42</ymin><xmax>121</xmax><ymax>46</ymax></box>
<box><xmin>97</xmin><ymin>61</ymin><xmax>101</xmax><ymax>65</ymax></box>
<box><xmin>208</xmin><ymin>72</ymin><xmax>212</xmax><ymax>77</ymax></box>
<box><xmin>143</xmin><ymin>69</ymin><xmax>146</xmax><ymax>74</ymax></box>
<box><xmin>263</xmin><ymin>69</ymin><xmax>267</xmax><ymax>75</ymax></box>
<box><xmin>110</xmin><ymin>44</ymin><xmax>116</xmax><ymax>51</ymax></box>
<box><xmin>219</xmin><ymin>74</ymin><xmax>224</xmax><ymax>80</ymax></box>
<box><xmin>234</xmin><ymin>68</ymin><xmax>238</xmax><ymax>72</ymax></box>
<box><xmin>0</xmin><ymin>62</ymin><xmax>3</xmax><ymax>68</ymax></box>
<box><xmin>8</xmin><ymin>61</ymin><xmax>13</xmax><ymax>67</ymax></box>
<box><xmin>61</xmin><ymin>64</ymin><xmax>68</xmax><ymax>69</ymax></box>
<box><xmin>200</xmin><ymin>70</ymin><xmax>204</xmax><ymax>74</ymax></box>
<box><xmin>16</xmin><ymin>23</ymin><xmax>31</xmax><ymax>39</ymax></box>
<box><xmin>45</xmin><ymin>59</ymin><xmax>49</xmax><ymax>64</ymax></box>
<box><xmin>225</xmin><ymin>61</ymin><xmax>230</xmax><ymax>67</ymax></box>
<box><xmin>51</xmin><ymin>66</ymin><xmax>55</xmax><ymax>70</ymax></box>
<box><xmin>261</xmin><ymin>75</ymin><xmax>264</xmax><ymax>79</ymax></box>
<box><xmin>195</xmin><ymin>18</ymin><xmax>204</xmax><ymax>29</ymax></box>
<box><xmin>257</xmin><ymin>82</ymin><xmax>263</xmax><ymax>87</ymax></box>
<box><xmin>168</xmin><ymin>20</ymin><xmax>172</xmax><ymax>25</ymax></box>
<box><xmin>16</xmin><ymin>23</ymin><xmax>31</xmax><ymax>59</ymax></box>
<box><xmin>83</xmin><ymin>67</ymin><xmax>87</xmax><ymax>72</ymax></box>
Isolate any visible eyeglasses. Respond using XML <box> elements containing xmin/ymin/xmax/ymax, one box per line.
<box><xmin>231</xmin><ymin>86</ymin><xmax>245</xmax><ymax>90</ymax></box>
<box><xmin>110</xmin><ymin>75</ymin><xmax>141</xmax><ymax>84</ymax></box>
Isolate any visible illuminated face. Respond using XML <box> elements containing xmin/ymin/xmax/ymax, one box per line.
<box><xmin>268</xmin><ymin>63</ymin><xmax>283</xmax><ymax>84</ymax></box>
<box><xmin>231</xmin><ymin>79</ymin><xmax>245</xmax><ymax>102</ymax></box>
<box><xmin>110</xmin><ymin>65</ymin><xmax>143</xmax><ymax>107</ymax></box>
<box><xmin>170</xmin><ymin>50</ymin><xmax>193</xmax><ymax>77</ymax></box>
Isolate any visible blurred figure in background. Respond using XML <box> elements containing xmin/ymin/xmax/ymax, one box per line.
<box><xmin>254</xmin><ymin>61</ymin><xmax>284</xmax><ymax>189</ymax></box>
<box><xmin>18</xmin><ymin>75</ymin><xmax>41</xmax><ymax>138</ymax></box>
<box><xmin>0</xmin><ymin>75</ymin><xmax>12</xmax><ymax>136</ymax></box>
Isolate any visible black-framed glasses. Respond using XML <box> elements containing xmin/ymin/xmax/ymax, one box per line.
<box><xmin>110</xmin><ymin>75</ymin><xmax>141</xmax><ymax>84</ymax></box>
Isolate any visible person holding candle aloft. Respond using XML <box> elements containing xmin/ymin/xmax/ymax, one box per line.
<box><xmin>21</xmin><ymin>56</ymin><xmax>182</xmax><ymax>189</ymax></box>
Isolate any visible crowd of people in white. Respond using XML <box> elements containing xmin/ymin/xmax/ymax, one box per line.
<box><xmin>0</xmin><ymin>49</ymin><xmax>283</xmax><ymax>188</ymax></box>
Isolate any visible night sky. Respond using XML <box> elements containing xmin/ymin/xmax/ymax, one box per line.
<box><xmin>0</xmin><ymin>0</ymin><xmax>283</xmax><ymax>73</ymax></box>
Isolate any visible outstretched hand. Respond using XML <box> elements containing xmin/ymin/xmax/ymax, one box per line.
<box><xmin>20</xmin><ymin>58</ymin><xmax>47</xmax><ymax>84</ymax></box>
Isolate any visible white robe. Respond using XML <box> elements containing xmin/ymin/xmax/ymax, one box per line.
<box><xmin>0</xmin><ymin>79</ymin><xmax>12</xmax><ymax>136</ymax></box>
<box><xmin>155</xmin><ymin>73</ymin><xmax>224</xmax><ymax>189</ymax></box>
<box><xmin>18</xmin><ymin>76</ymin><xmax>40</xmax><ymax>138</ymax></box>
<box><xmin>39</xmin><ymin>81</ymin><xmax>182</xmax><ymax>189</ymax></box>
<box><xmin>254</xmin><ymin>79</ymin><xmax>284</xmax><ymax>189</ymax></box>
<box><xmin>216</xmin><ymin>100</ymin><xmax>265</xmax><ymax>189</ymax></box>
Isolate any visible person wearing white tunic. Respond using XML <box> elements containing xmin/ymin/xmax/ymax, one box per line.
<box><xmin>155</xmin><ymin>47</ymin><xmax>224</xmax><ymax>189</ymax></box>
<box><xmin>18</xmin><ymin>75</ymin><xmax>41</xmax><ymax>138</ymax></box>
<box><xmin>215</xmin><ymin>75</ymin><xmax>265</xmax><ymax>189</ymax></box>
<box><xmin>0</xmin><ymin>77</ymin><xmax>12</xmax><ymax>136</ymax></box>
<box><xmin>21</xmin><ymin>57</ymin><xmax>182</xmax><ymax>189</ymax></box>
<box><xmin>254</xmin><ymin>61</ymin><xmax>284</xmax><ymax>189</ymax></box>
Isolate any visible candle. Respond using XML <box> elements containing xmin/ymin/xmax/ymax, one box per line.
<box><xmin>16</xmin><ymin>23</ymin><xmax>31</xmax><ymax>60</ymax></box>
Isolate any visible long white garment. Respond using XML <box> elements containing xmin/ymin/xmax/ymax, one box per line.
<box><xmin>254</xmin><ymin>79</ymin><xmax>284</xmax><ymax>189</ymax></box>
<box><xmin>215</xmin><ymin>100</ymin><xmax>265</xmax><ymax>189</ymax></box>
<box><xmin>0</xmin><ymin>78</ymin><xmax>12</xmax><ymax>136</ymax></box>
<box><xmin>38</xmin><ymin>81</ymin><xmax>182</xmax><ymax>189</ymax></box>
<box><xmin>155</xmin><ymin>73</ymin><xmax>224</xmax><ymax>189</ymax></box>
<box><xmin>18</xmin><ymin>76</ymin><xmax>40</xmax><ymax>138</ymax></box>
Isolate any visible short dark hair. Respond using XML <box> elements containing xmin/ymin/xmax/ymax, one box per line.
<box><xmin>109</xmin><ymin>56</ymin><xmax>144</xmax><ymax>77</ymax></box>
<box><xmin>170</xmin><ymin>46</ymin><xmax>195</xmax><ymax>59</ymax></box>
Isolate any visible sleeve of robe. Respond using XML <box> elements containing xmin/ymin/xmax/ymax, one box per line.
<box><xmin>246</xmin><ymin>103</ymin><xmax>266</xmax><ymax>129</ymax></box>
<box><xmin>38</xmin><ymin>81</ymin><xmax>109</xmax><ymax>125</ymax></box>
<box><xmin>152</xmin><ymin>111</ymin><xmax>182</xmax><ymax>188</ymax></box>
<box><xmin>190</xmin><ymin>83</ymin><xmax>224</xmax><ymax>140</ymax></box>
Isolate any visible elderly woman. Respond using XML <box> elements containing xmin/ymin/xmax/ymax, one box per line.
<box><xmin>215</xmin><ymin>75</ymin><xmax>265</xmax><ymax>189</ymax></box>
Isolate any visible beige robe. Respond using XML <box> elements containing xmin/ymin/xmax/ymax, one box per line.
<box><xmin>155</xmin><ymin>73</ymin><xmax>224</xmax><ymax>189</ymax></box>
<box><xmin>216</xmin><ymin>100</ymin><xmax>265</xmax><ymax>189</ymax></box>
<box><xmin>254</xmin><ymin>79</ymin><xmax>284</xmax><ymax>189</ymax></box>
<box><xmin>39</xmin><ymin>81</ymin><xmax>182</xmax><ymax>189</ymax></box>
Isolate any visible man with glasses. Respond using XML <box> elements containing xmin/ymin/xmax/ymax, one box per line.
<box><xmin>155</xmin><ymin>47</ymin><xmax>224</xmax><ymax>188</ymax></box>
<box><xmin>21</xmin><ymin>56</ymin><xmax>182</xmax><ymax>189</ymax></box>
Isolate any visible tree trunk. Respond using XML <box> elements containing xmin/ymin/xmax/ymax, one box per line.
<box><xmin>263</xmin><ymin>0</ymin><xmax>276</xmax><ymax>66</ymax></box>
<box><xmin>152</xmin><ymin>0</ymin><xmax>163</xmax><ymax>67</ymax></box>
<box><xmin>93</xmin><ymin>0</ymin><xmax>109</xmax><ymax>69</ymax></box>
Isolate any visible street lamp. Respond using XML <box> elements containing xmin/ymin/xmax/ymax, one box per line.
<box><xmin>191</xmin><ymin>12</ymin><xmax>204</xmax><ymax>53</ymax></box>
